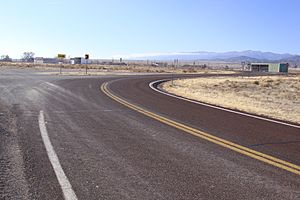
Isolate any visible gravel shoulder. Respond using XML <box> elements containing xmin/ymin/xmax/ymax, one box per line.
<box><xmin>0</xmin><ymin>103</ymin><xmax>30</xmax><ymax>199</ymax></box>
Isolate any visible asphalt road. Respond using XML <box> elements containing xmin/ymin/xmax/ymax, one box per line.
<box><xmin>0</xmin><ymin>68</ymin><xmax>299</xmax><ymax>199</ymax></box>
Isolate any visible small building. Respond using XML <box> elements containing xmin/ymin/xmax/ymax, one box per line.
<box><xmin>34</xmin><ymin>57</ymin><xmax>44</xmax><ymax>64</ymax></box>
<box><xmin>251</xmin><ymin>63</ymin><xmax>269</xmax><ymax>72</ymax></box>
<box><xmin>251</xmin><ymin>63</ymin><xmax>289</xmax><ymax>73</ymax></box>
<box><xmin>43</xmin><ymin>58</ymin><xmax>59</xmax><ymax>64</ymax></box>
<box><xmin>268</xmin><ymin>63</ymin><xmax>289</xmax><ymax>72</ymax></box>
<box><xmin>71</xmin><ymin>57</ymin><xmax>88</xmax><ymax>64</ymax></box>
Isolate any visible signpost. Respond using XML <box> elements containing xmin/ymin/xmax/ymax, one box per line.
<box><xmin>84</xmin><ymin>54</ymin><xmax>89</xmax><ymax>74</ymax></box>
<box><xmin>172</xmin><ymin>59</ymin><xmax>179</xmax><ymax>86</ymax></box>
<box><xmin>57</xmin><ymin>54</ymin><xmax>66</xmax><ymax>74</ymax></box>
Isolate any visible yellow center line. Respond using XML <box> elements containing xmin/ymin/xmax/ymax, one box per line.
<box><xmin>101</xmin><ymin>82</ymin><xmax>300</xmax><ymax>176</ymax></box>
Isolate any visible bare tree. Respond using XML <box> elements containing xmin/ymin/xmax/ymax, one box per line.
<box><xmin>0</xmin><ymin>55</ymin><xmax>12</xmax><ymax>62</ymax></box>
<box><xmin>22</xmin><ymin>52</ymin><xmax>35</xmax><ymax>62</ymax></box>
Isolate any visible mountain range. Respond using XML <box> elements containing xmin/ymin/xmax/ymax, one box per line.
<box><xmin>127</xmin><ymin>50</ymin><xmax>300</xmax><ymax>63</ymax></box>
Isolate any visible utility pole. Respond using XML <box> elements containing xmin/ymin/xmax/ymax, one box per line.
<box><xmin>172</xmin><ymin>59</ymin><xmax>178</xmax><ymax>86</ymax></box>
<box><xmin>59</xmin><ymin>58</ymin><xmax>62</xmax><ymax>75</ymax></box>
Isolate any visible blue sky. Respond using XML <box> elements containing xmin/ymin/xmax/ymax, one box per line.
<box><xmin>1</xmin><ymin>0</ymin><xmax>299</xmax><ymax>58</ymax></box>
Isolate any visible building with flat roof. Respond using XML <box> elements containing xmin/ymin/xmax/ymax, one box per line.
<box><xmin>250</xmin><ymin>63</ymin><xmax>289</xmax><ymax>73</ymax></box>
<box><xmin>71</xmin><ymin>57</ymin><xmax>89</xmax><ymax>64</ymax></box>
<box><xmin>34</xmin><ymin>57</ymin><xmax>44</xmax><ymax>64</ymax></box>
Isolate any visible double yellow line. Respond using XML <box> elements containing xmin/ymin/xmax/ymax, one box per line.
<box><xmin>101</xmin><ymin>82</ymin><xmax>300</xmax><ymax>176</ymax></box>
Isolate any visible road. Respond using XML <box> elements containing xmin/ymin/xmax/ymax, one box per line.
<box><xmin>0</xmin><ymin>68</ymin><xmax>299</xmax><ymax>199</ymax></box>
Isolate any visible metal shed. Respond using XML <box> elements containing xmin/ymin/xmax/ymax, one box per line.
<box><xmin>268</xmin><ymin>63</ymin><xmax>289</xmax><ymax>72</ymax></box>
<box><xmin>251</xmin><ymin>63</ymin><xmax>288</xmax><ymax>73</ymax></box>
<box><xmin>251</xmin><ymin>63</ymin><xmax>269</xmax><ymax>72</ymax></box>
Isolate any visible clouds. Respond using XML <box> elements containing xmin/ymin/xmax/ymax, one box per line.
<box><xmin>112</xmin><ymin>52</ymin><xmax>192</xmax><ymax>59</ymax></box>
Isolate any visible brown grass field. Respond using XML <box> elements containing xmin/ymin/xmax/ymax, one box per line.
<box><xmin>0</xmin><ymin>62</ymin><xmax>237</xmax><ymax>75</ymax></box>
<box><xmin>162</xmin><ymin>74</ymin><xmax>300</xmax><ymax>124</ymax></box>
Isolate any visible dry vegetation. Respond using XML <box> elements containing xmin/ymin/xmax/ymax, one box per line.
<box><xmin>162</xmin><ymin>74</ymin><xmax>300</xmax><ymax>124</ymax></box>
<box><xmin>0</xmin><ymin>62</ymin><xmax>237</xmax><ymax>75</ymax></box>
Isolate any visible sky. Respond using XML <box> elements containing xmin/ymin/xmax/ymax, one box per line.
<box><xmin>1</xmin><ymin>0</ymin><xmax>300</xmax><ymax>59</ymax></box>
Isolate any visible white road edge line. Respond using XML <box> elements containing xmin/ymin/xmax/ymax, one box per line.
<box><xmin>149</xmin><ymin>79</ymin><xmax>300</xmax><ymax>129</ymax></box>
<box><xmin>38</xmin><ymin>110</ymin><xmax>78</xmax><ymax>200</ymax></box>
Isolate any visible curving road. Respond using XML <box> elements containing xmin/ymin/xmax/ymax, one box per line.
<box><xmin>0</xmin><ymin>69</ymin><xmax>299</xmax><ymax>199</ymax></box>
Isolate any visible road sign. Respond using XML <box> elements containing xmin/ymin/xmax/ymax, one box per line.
<box><xmin>58</xmin><ymin>54</ymin><xmax>66</xmax><ymax>59</ymax></box>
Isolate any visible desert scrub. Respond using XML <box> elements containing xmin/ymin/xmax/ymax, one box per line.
<box><xmin>253</xmin><ymin>80</ymin><xmax>260</xmax><ymax>85</ymax></box>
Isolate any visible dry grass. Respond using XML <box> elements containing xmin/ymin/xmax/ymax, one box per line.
<box><xmin>162</xmin><ymin>74</ymin><xmax>300</xmax><ymax>124</ymax></box>
<box><xmin>0</xmin><ymin>62</ymin><xmax>237</xmax><ymax>75</ymax></box>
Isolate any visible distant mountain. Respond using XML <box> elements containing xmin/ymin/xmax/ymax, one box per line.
<box><xmin>221</xmin><ymin>56</ymin><xmax>260</xmax><ymax>62</ymax></box>
<box><xmin>281</xmin><ymin>55</ymin><xmax>300</xmax><ymax>63</ymax></box>
<box><xmin>127</xmin><ymin>50</ymin><xmax>297</xmax><ymax>62</ymax></box>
